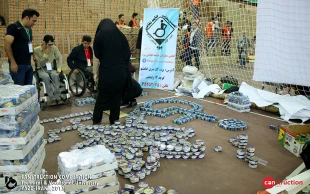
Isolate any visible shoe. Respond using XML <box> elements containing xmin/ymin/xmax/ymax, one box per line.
<box><xmin>121</xmin><ymin>101</ymin><xmax>129</xmax><ymax>106</ymax></box>
<box><xmin>127</xmin><ymin>100</ymin><xmax>137</xmax><ymax>108</ymax></box>
<box><xmin>50</xmin><ymin>100</ymin><xmax>57</xmax><ymax>106</ymax></box>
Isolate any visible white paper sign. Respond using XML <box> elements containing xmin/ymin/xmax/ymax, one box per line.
<box><xmin>28</xmin><ymin>42</ymin><xmax>33</xmax><ymax>53</ymax></box>
<box><xmin>46</xmin><ymin>62</ymin><xmax>52</xmax><ymax>70</ymax></box>
<box><xmin>87</xmin><ymin>59</ymin><xmax>91</xmax><ymax>67</ymax></box>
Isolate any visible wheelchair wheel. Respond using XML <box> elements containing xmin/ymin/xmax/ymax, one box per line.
<box><xmin>68</xmin><ymin>69</ymin><xmax>87</xmax><ymax>97</ymax></box>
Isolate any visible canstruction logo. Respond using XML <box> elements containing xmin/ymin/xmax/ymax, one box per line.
<box><xmin>262</xmin><ymin>176</ymin><xmax>303</xmax><ymax>189</ymax></box>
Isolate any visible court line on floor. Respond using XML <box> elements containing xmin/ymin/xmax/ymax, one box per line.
<box><xmin>160</xmin><ymin>90</ymin><xmax>285</xmax><ymax>122</ymax></box>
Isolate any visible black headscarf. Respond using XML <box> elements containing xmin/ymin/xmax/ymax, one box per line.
<box><xmin>93</xmin><ymin>18</ymin><xmax>131</xmax><ymax>66</ymax></box>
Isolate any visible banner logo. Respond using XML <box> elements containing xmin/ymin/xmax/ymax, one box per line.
<box><xmin>146</xmin><ymin>15</ymin><xmax>176</xmax><ymax>50</ymax></box>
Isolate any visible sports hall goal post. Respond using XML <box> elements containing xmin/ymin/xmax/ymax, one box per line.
<box><xmin>146</xmin><ymin>0</ymin><xmax>310</xmax><ymax>97</ymax></box>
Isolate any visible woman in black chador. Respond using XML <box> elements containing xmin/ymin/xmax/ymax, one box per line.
<box><xmin>93</xmin><ymin>18</ymin><xmax>132</xmax><ymax>125</ymax></box>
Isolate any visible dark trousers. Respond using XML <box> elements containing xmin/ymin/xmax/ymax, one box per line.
<box><xmin>93</xmin><ymin>89</ymin><xmax>123</xmax><ymax>125</ymax></box>
<box><xmin>189</xmin><ymin>48</ymin><xmax>200</xmax><ymax>69</ymax></box>
<box><xmin>184</xmin><ymin>47</ymin><xmax>191</xmax><ymax>66</ymax></box>
<box><xmin>9</xmin><ymin>64</ymin><xmax>33</xmax><ymax>85</ymax></box>
<box><xmin>222</xmin><ymin>39</ymin><xmax>231</xmax><ymax>56</ymax></box>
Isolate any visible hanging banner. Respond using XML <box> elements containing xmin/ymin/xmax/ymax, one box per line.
<box><xmin>138</xmin><ymin>8</ymin><xmax>179</xmax><ymax>90</ymax></box>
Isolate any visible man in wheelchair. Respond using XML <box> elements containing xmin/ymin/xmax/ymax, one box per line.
<box><xmin>34</xmin><ymin>35</ymin><xmax>63</xmax><ymax>105</ymax></box>
<box><xmin>67</xmin><ymin>35</ymin><xmax>96</xmax><ymax>94</ymax></box>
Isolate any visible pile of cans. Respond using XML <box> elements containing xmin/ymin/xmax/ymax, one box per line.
<box><xmin>218</xmin><ymin>118</ymin><xmax>248</xmax><ymax>131</ymax></box>
<box><xmin>229</xmin><ymin>135</ymin><xmax>258</xmax><ymax>169</ymax></box>
<box><xmin>122</xmin><ymin>182</ymin><xmax>178</xmax><ymax>194</ymax></box>
<box><xmin>40</xmin><ymin>110</ymin><xmax>93</xmax><ymax>124</ymax></box>
<box><xmin>129</xmin><ymin>98</ymin><xmax>218</xmax><ymax>125</ymax></box>
<box><xmin>71</xmin><ymin>112</ymin><xmax>205</xmax><ymax>184</ymax></box>
<box><xmin>75</xmin><ymin>97</ymin><xmax>96</xmax><ymax>107</ymax></box>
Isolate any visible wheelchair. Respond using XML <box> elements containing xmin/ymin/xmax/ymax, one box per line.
<box><xmin>33</xmin><ymin>61</ymin><xmax>72</xmax><ymax>110</ymax></box>
<box><xmin>67</xmin><ymin>68</ymin><xmax>96</xmax><ymax>98</ymax></box>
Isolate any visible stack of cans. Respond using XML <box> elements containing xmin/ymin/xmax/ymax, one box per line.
<box><xmin>236</xmin><ymin>149</ymin><xmax>245</xmax><ymax>159</ymax></box>
<box><xmin>248</xmin><ymin>156</ymin><xmax>258</xmax><ymax>168</ymax></box>
<box><xmin>244</xmin><ymin>146</ymin><xmax>256</xmax><ymax>163</ymax></box>
<box><xmin>237</xmin><ymin>134</ymin><xmax>248</xmax><ymax>149</ymax></box>
<box><xmin>218</xmin><ymin>118</ymin><xmax>248</xmax><ymax>131</ymax></box>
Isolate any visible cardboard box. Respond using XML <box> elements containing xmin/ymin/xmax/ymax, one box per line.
<box><xmin>0</xmin><ymin>94</ymin><xmax>38</xmax><ymax>116</ymax></box>
<box><xmin>278</xmin><ymin>124</ymin><xmax>310</xmax><ymax>157</ymax></box>
<box><xmin>0</xmin><ymin>141</ymin><xmax>46</xmax><ymax>172</ymax></box>
<box><xmin>0</xmin><ymin>149</ymin><xmax>46</xmax><ymax>187</ymax></box>
<box><xmin>0</xmin><ymin>125</ymin><xmax>44</xmax><ymax>160</ymax></box>
<box><xmin>59</xmin><ymin>161</ymin><xmax>118</xmax><ymax>176</ymax></box>
<box><xmin>64</xmin><ymin>175</ymin><xmax>118</xmax><ymax>192</ymax></box>
<box><xmin>0</xmin><ymin>118</ymin><xmax>41</xmax><ymax>145</ymax></box>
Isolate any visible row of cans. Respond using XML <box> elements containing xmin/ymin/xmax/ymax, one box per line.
<box><xmin>40</xmin><ymin>110</ymin><xmax>92</xmax><ymax>124</ymax></box>
<box><xmin>75</xmin><ymin>97</ymin><xmax>96</xmax><ymax>107</ymax></box>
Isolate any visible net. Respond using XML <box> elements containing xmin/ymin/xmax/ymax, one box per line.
<box><xmin>146</xmin><ymin>0</ymin><xmax>310</xmax><ymax>98</ymax></box>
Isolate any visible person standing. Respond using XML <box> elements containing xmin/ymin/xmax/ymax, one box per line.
<box><xmin>93</xmin><ymin>19</ymin><xmax>132</xmax><ymax>125</ymax></box>
<box><xmin>34</xmin><ymin>35</ymin><xmax>62</xmax><ymax>105</ymax></box>
<box><xmin>182</xmin><ymin>25</ymin><xmax>191</xmax><ymax>66</ymax></box>
<box><xmin>128</xmin><ymin>13</ymin><xmax>139</xmax><ymax>28</ymax></box>
<box><xmin>237</xmin><ymin>31</ymin><xmax>251</xmax><ymax>66</ymax></box>
<box><xmin>115</xmin><ymin>14</ymin><xmax>126</xmax><ymax>29</ymax></box>
<box><xmin>221</xmin><ymin>21</ymin><xmax>233</xmax><ymax>56</ymax></box>
<box><xmin>4</xmin><ymin>9</ymin><xmax>40</xmax><ymax>85</ymax></box>
<box><xmin>206</xmin><ymin>17</ymin><xmax>216</xmax><ymax>56</ymax></box>
<box><xmin>188</xmin><ymin>22</ymin><xmax>203</xmax><ymax>69</ymax></box>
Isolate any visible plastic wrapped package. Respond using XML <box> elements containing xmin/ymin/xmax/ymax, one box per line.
<box><xmin>0</xmin><ymin>126</ymin><xmax>42</xmax><ymax>150</ymax></box>
<box><xmin>0</xmin><ymin>137</ymin><xmax>43</xmax><ymax>166</ymax></box>
<box><xmin>0</xmin><ymin>101</ymin><xmax>40</xmax><ymax>131</ymax></box>
<box><xmin>0</xmin><ymin>72</ymin><xmax>11</xmax><ymax>85</ymax></box>
<box><xmin>226</xmin><ymin>91</ymin><xmax>251</xmax><ymax>105</ymax></box>
<box><xmin>0</xmin><ymin>115</ymin><xmax>38</xmax><ymax>139</ymax></box>
<box><xmin>226</xmin><ymin>92</ymin><xmax>251</xmax><ymax>112</ymax></box>
<box><xmin>0</xmin><ymin>85</ymin><xmax>36</xmax><ymax>108</ymax></box>
<box><xmin>58</xmin><ymin>145</ymin><xmax>116</xmax><ymax>175</ymax></box>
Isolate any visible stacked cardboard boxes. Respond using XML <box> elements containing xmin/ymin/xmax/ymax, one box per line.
<box><xmin>0</xmin><ymin>85</ymin><xmax>46</xmax><ymax>193</ymax></box>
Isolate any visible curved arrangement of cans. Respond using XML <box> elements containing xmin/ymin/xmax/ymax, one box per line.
<box><xmin>131</xmin><ymin>98</ymin><xmax>218</xmax><ymax>125</ymax></box>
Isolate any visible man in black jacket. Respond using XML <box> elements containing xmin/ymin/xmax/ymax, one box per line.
<box><xmin>67</xmin><ymin>35</ymin><xmax>95</xmax><ymax>92</ymax></box>
<box><xmin>67</xmin><ymin>35</ymin><xmax>93</xmax><ymax>73</ymax></box>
